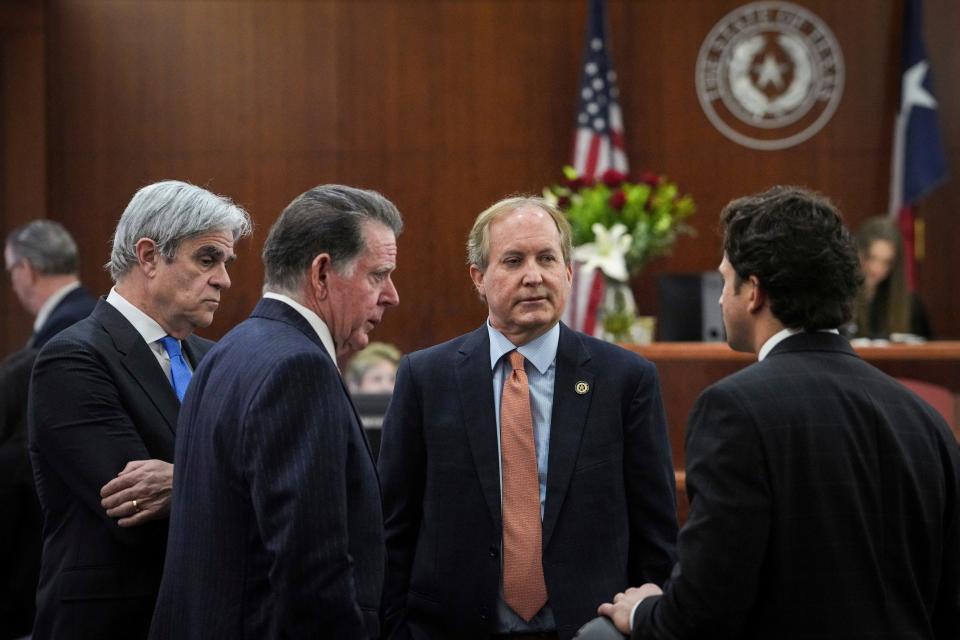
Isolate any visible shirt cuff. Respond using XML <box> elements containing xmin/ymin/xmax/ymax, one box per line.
<box><xmin>629</xmin><ymin>598</ymin><xmax>645</xmax><ymax>630</ymax></box>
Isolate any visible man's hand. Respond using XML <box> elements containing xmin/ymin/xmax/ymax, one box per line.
<box><xmin>597</xmin><ymin>584</ymin><xmax>664</xmax><ymax>634</ymax></box>
<box><xmin>100</xmin><ymin>459</ymin><xmax>173</xmax><ymax>527</ymax></box>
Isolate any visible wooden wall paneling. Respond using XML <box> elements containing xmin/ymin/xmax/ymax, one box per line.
<box><xmin>1</xmin><ymin>1</ymin><xmax>45</xmax><ymax>353</ymax></box>
<box><xmin>27</xmin><ymin>0</ymin><xmax>960</xmax><ymax>364</ymax></box>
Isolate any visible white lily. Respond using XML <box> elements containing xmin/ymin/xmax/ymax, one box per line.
<box><xmin>572</xmin><ymin>223</ymin><xmax>632</xmax><ymax>282</ymax></box>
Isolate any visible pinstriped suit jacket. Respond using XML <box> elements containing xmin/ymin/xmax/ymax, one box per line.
<box><xmin>632</xmin><ymin>332</ymin><xmax>960</xmax><ymax>639</ymax></box>
<box><xmin>150</xmin><ymin>298</ymin><xmax>384</xmax><ymax>639</ymax></box>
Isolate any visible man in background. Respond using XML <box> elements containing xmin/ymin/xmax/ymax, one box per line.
<box><xmin>1</xmin><ymin>220</ymin><xmax>95</xmax><ymax>639</ymax></box>
<box><xmin>29</xmin><ymin>180</ymin><xmax>250</xmax><ymax>639</ymax></box>
<box><xmin>150</xmin><ymin>185</ymin><xmax>401</xmax><ymax>639</ymax></box>
<box><xmin>597</xmin><ymin>186</ymin><xmax>960</xmax><ymax>639</ymax></box>
<box><xmin>379</xmin><ymin>196</ymin><xmax>677</xmax><ymax>639</ymax></box>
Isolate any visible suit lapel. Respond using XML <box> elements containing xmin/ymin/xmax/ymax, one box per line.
<box><xmin>542</xmin><ymin>325</ymin><xmax>594</xmax><ymax>548</ymax></box>
<box><xmin>94</xmin><ymin>301</ymin><xmax>181</xmax><ymax>434</ymax></box>
<box><xmin>456</xmin><ymin>326</ymin><xmax>502</xmax><ymax>528</ymax></box>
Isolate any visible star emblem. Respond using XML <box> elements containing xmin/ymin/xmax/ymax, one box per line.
<box><xmin>753</xmin><ymin>53</ymin><xmax>788</xmax><ymax>90</ymax></box>
<box><xmin>901</xmin><ymin>60</ymin><xmax>937</xmax><ymax>112</ymax></box>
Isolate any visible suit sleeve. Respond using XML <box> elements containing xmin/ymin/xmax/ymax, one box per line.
<box><xmin>624</xmin><ymin>362</ymin><xmax>679</xmax><ymax>586</ymax></box>
<box><xmin>28</xmin><ymin>338</ymin><xmax>156</xmax><ymax>547</ymax></box>
<box><xmin>241</xmin><ymin>351</ymin><xmax>368</xmax><ymax>638</ymax></box>
<box><xmin>378</xmin><ymin>355</ymin><xmax>426</xmax><ymax>640</ymax></box>
<box><xmin>632</xmin><ymin>383</ymin><xmax>771</xmax><ymax>640</ymax></box>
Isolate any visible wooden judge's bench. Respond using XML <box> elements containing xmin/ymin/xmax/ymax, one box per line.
<box><xmin>624</xmin><ymin>341</ymin><xmax>960</xmax><ymax>523</ymax></box>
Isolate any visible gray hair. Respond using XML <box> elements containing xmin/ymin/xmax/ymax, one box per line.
<box><xmin>466</xmin><ymin>196</ymin><xmax>572</xmax><ymax>270</ymax></box>
<box><xmin>5</xmin><ymin>220</ymin><xmax>80</xmax><ymax>275</ymax></box>
<box><xmin>262</xmin><ymin>184</ymin><xmax>403</xmax><ymax>294</ymax></box>
<box><xmin>107</xmin><ymin>180</ymin><xmax>252</xmax><ymax>281</ymax></box>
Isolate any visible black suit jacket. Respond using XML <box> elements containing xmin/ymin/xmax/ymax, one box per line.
<box><xmin>379</xmin><ymin>323</ymin><xmax>678</xmax><ymax>640</ymax></box>
<box><xmin>0</xmin><ymin>285</ymin><xmax>94</xmax><ymax>640</ymax></box>
<box><xmin>149</xmin><ymin>299</ymin><xmax>385</xmax><ymax>639</ymax></box>
<box><xmin>633</xmin><ymin>332</ymin><xmax>960</xmax><ymax>639</ymax></box>
<box><xmin>28</xmin><ymin>299</ymin><xmax>212</xmax><ymax>640</ymax></box>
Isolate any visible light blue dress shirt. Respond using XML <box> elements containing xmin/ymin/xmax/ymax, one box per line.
<box><xmin>487</xmin><ymin>321</ymin><xmax>559</xmax><ymax>632</ymax></box>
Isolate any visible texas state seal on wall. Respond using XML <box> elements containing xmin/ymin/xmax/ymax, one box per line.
<box><xmin>696</xmin><ymin>1</ymin><xmax>844</xmax><ymax>150</ymax></box>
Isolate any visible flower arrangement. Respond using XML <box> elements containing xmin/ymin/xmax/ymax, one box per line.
<box><xmin>544</xmin><ymin>166</ymin><xmax>696</xmax><ymax>281</ymax></box>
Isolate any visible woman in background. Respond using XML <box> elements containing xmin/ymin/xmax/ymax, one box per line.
<box><xmin>853</xmin><ymin>217</ymin><xmax>932</xmax><ymax>339</ymax></box>
<box><xmin>345</xmin><ymin>341</ymin><xmax>402</xmax><ymax>394</ymax></box>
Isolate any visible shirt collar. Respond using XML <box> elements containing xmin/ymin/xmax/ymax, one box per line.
<box><xmin>758</xmin><ymin>327</ymin><xmax>840</xmax><ymax>361</ymax></box>
<box><xmin>34</xmin><ymin>281</ymin><xmax>81</xmax><ymax>333</ymax></box>
<box><xmin>106</xmin><ymin>287</ymin><xmax>169</xmax><ymax>345</ymax></box>
<box><xmin>486</xmin><ymin>321</ymin><xmax>560</xmax><ymax>375</ymax></box>
<box><xmin>262</xmin><ymin>292</ymin><xmax>338</xmax><ymax>366</ymax></box>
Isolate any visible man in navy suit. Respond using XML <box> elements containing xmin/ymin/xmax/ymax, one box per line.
<box><xmin>597</xmin><ymin>187</ymin><xmax>960</xmax><ymax>639</ymax></box>
<box><xmin>150</xmin><ymin>185</ymin><xmax>403</xmax><ymax>639</ymax></box>
<box><xmin>378</xmin><ymin>196</ymin><xmax>678</xmax><ymax>639</ymax></box>
<box><xmin>28</xmin><ymin>181</ymin><xmax>251</xmax><ymax>640</ymax></box>
<box><xmin>1</xmin><ymin>220</ymin><xmax>95</xmax><ymax>639</ymax></box>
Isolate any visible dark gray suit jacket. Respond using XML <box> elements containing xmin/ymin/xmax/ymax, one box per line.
<box><xmin>380</xmin><ymin>323</ymin><xmax>678</xmax><ymax>640</ymax></box>
<box><xmin>149</xmin><ymin>298</ymin><xmax>385</xmax><ymax>639</ymax></box>
<box><xmin>633</xmin><ymin>332</ymin><xmax>960</xmax><ymax>639</ymax></box>
<box><xmin>28</xmin><ymin>299</ymin><xmax>212</xmax><ymax>640</ymax></box>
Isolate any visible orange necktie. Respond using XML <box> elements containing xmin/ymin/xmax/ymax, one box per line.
<box><xmin>500</xmin><ymin>350</ymin><xmax>548</xmax><ymax>621</ymax></box>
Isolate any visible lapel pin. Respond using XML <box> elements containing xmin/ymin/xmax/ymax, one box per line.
<box><xmin>575</xmin><ymin>381</ymin><xmax>590</xmax><ymax>395</ymax></box>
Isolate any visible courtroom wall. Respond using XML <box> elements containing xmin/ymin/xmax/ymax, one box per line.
<box><xmin>2</xmin><ymin>0</ymin><xmax>958</xmax><ymax>357</ymax></box>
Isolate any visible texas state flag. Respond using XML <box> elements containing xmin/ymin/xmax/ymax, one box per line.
<box><xmin>888</xmin><ymin>0</ymin><xmax>947</xmax><ymax>289</ymax></box>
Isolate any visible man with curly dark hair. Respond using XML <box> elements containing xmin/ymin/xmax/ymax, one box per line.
<box><xmin>595</xmin><ymin>186</ymin><xmax>960</xmax><ymax>639</ymax></box>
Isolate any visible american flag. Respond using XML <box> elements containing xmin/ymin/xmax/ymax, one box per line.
<box><xmin>571</xmin><ymin>0</ymin><xmax>629</xmax><ymax>179</ymax></box>
<box><xmin>565</xmin><ymin>0</ymin><xmax>628</xmax><ymax>335</ymax></box>
<box><xmin>888</xmin><ymin>0</ymin><xmax>947</xmax><ymax>289</ymax></box>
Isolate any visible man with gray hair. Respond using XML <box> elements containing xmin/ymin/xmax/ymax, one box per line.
<box><xmin>4</xmin><ymin>220</ymin><xmax>96</xmax><ymax>349</ymax></box>
<box><xmin>1</xmin><ymin>220</ymin><xmax>95</xmax><ymax>639</ymax></box>
<box><xmin>150</xmin><ymin>185</ymin><xmax>401</xmax><ymax>639</ymax></box>
<box><xmin>28</xmin><ymin>180</ymin><xmax>250</xmax><ymax>640</ymax></box>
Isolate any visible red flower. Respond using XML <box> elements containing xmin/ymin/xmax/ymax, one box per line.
<box><xmin>564</xmin><ymin>177</ymin><xmax>586</xmax><ymax>191</ymax></box>
<box><xmin>601</xmin><ymin>169</ymin><xmax>627</xmax><ymax>188</ymax></box>
<box><xmin>557</xmin><ymin>195</ymin><xmax>571</xmax><ymax>209</ymax></box>
<box><xmin>639</xmin><ymin>170</ymin><xmax>661</xmax><ymax>187</ymax></box>
<box><xmin>608</xmin><ymin>190</ymin><xmax>627</xmax><ymax>210</ymax></box>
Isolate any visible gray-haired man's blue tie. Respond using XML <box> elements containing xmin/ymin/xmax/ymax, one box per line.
<box><xmin>159</xmin><ymin>335</ymin><xmax>192</xmax><ymax>402</ymax></box>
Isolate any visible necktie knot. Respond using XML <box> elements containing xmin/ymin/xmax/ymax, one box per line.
<box><xmin>159</xmin><ymin>336</ymin><xmax>192</xmax><ymax>402</ymax></box>
<box><xmin>509</xmin><ymin>350</ymin><xmax>525</xmax><ymax>372</ymax></box>
<box><xmin>159</xmin><ymin>335</ymin><xmax>182</xmax><ymax>359</ymax></box>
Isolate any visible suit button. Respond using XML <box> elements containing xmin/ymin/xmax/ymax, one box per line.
<box><xmin>488</xmin><ymin>546</ymin><xmax>499</xmax><ymax>558</ymax></box>
<box><xmin>479</xmin><ymin>607</ymin><xmax>489</xmax><ymax>621</ymax></box>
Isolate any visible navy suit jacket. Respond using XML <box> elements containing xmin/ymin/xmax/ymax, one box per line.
<box><xmin>28</xmin><ymin>299</ymin><xmax>212</xmax><ymax>640</ymax></box>
<box><xmin>0</xmin><ymin>285</ymin><xmax>93</xmax><ymax>638</ymax></box>
<box><xmin>633</xmin><ymin>332</ymin><xmax>960</xmax><ymax>639</ymax></box>
<box><xmin>150</xmin><ymin>298</ymin><xmax>385</xmax><ymax>639</ymax></box>
<box><xmin>379</xmin><ymin>323</ymin><xmax>678</xmax><ymax>640</ymax></box>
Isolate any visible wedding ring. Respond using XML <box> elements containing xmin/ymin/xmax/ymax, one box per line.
<box><xmin>132</xmin><ymin>499</ymin><xmax>140</xmax><ymax>512</ymax></box>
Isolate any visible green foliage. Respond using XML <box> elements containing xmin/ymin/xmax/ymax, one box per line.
<box><xmin>545</xmin><ymin>167</ymin><xmax>696</xmax><ymax>275</ymax></box>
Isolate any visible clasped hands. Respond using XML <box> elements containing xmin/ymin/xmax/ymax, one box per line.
<box><xmin>597</xmin><ymin>583</ymin><xmax>664</xmax><ymax>634</ymax></box>
<box><xmin>100</xmin><ymin>459</ymin><xmax>173</xmax><ymax>527</ymax></box>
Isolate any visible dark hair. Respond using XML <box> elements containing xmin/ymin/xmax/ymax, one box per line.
<box><xmin>721</xmin><ymin>186</ymin><xmax>862</xmax><ymax>330</ymax></box>
<box><xmin>853</xmin><ymin>217</ymin><xmax>910</xmax><ymax>335</ymax></box>
<box><xmin>262</xmin><ymin>184</ymin><xmax>403</xmax><ymax>293</ymax></box>
<box><xmin>6</xmin><ymin>220</ymin><xmax>79</xmax><ymax>275</ymax></box>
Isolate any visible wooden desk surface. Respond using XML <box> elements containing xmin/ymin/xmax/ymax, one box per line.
<box><xmin>625</xmin><ymin>340</ymin><xmax>960</xmax><ymax>362</ymax></box>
